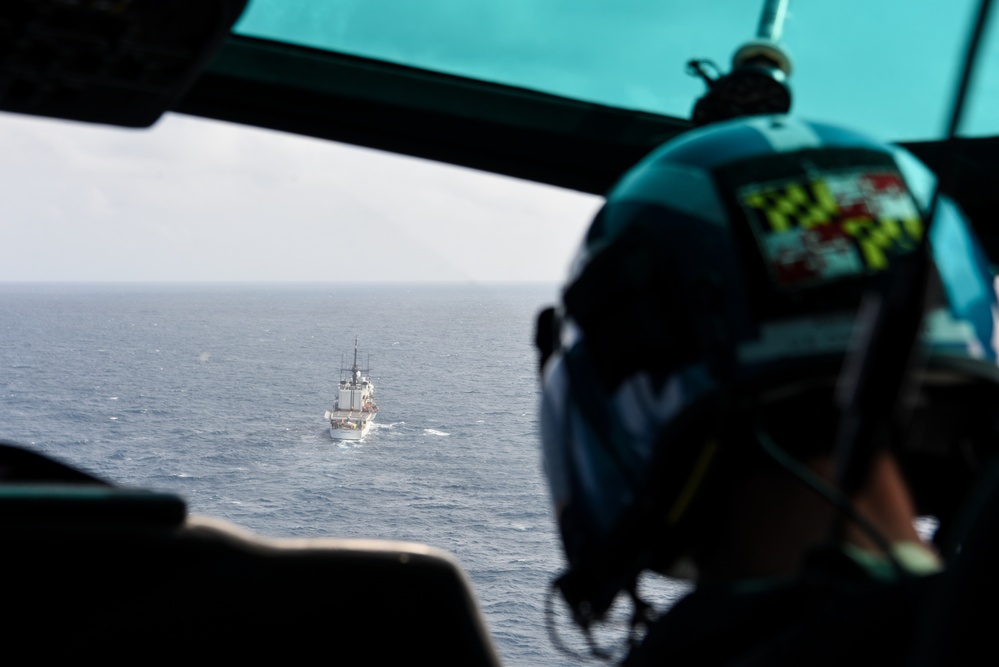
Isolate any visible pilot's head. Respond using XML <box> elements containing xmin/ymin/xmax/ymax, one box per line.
<box><xmin>537</xmin><ymin>115</ymin><xmax>999</xmax><ymax>627</ymax></box>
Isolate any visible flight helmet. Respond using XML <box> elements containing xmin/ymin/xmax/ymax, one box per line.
<box><xmin>538</xmin><ymin>114</ymin><xmax>999</xmax><ymax>625</ymax></box>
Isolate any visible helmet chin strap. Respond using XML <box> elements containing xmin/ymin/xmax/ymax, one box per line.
<box><xmin>545</xmin><ymin>571</ymin><xmax>657</xmax><ymax>663</ymax></box>
<box><xmin>545</xmin><ymin>574</ymin><xmax>625</xmax><ymax>662</ymax></box>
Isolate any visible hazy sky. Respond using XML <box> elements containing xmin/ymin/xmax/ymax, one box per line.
<box><xmin>0</xmin><ymin>113</ymin><xmax>600</xmax><ymax>283</ymax></box>
<box><xmin>2</xmin><ymin>0</ymin><xmax>998</xmax><ymax>283</ymax></box>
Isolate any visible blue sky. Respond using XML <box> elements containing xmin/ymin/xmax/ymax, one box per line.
<box><xmin>1</xmin><ymin>1</ymin><xmax>996</xmax><ymax>282</ymax></box>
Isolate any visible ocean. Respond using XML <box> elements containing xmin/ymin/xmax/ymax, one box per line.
<box><xmin>0</xmin><ymin>282</ymin><xmax>690</xmax><ymax>665</ymax></box>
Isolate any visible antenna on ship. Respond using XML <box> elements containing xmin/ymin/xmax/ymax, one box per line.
<box><xmin>687</xmin><ymin>0</ymin><xmax>793</xmax><ymax>125</ymax></box>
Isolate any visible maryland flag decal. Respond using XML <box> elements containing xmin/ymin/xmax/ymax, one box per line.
<box><xmin>738</xmin><ymin>170</ymin><xmax>924</xmax><ymax>289</ymax></box>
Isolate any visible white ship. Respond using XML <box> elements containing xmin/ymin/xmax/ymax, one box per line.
<box><xmin>325</xmin><ymin>338</ymin><xmax>378</xmax><ymax>440</ymax></box>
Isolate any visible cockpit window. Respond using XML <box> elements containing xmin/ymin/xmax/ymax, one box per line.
<box><xmin>234</xmin><ymin>0</ymin><xmax>999</xmax><ymax>140</ymax></box>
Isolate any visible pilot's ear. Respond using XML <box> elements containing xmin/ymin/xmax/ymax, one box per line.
<box><xmin>534</xmin><ymin>306</ymin><xmax>559</xmax><ymax>376</ymax></box>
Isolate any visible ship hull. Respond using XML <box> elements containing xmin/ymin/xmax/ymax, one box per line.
<box><xmin>329</xmin><ymin>415</ymin><xmax>373</xmax><ymax>440</ymax></box>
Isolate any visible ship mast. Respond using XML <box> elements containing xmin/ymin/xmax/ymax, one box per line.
<box><xmin>352</xmin><ymin>336</ymin><xmax>360</xmax><ymax>376</ymax></box>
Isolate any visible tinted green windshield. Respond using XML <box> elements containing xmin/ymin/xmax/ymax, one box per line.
<box><xmin>235</xmin><ymin>0</ymin><xmax>999</xmax><ymax>141</ymax></box>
